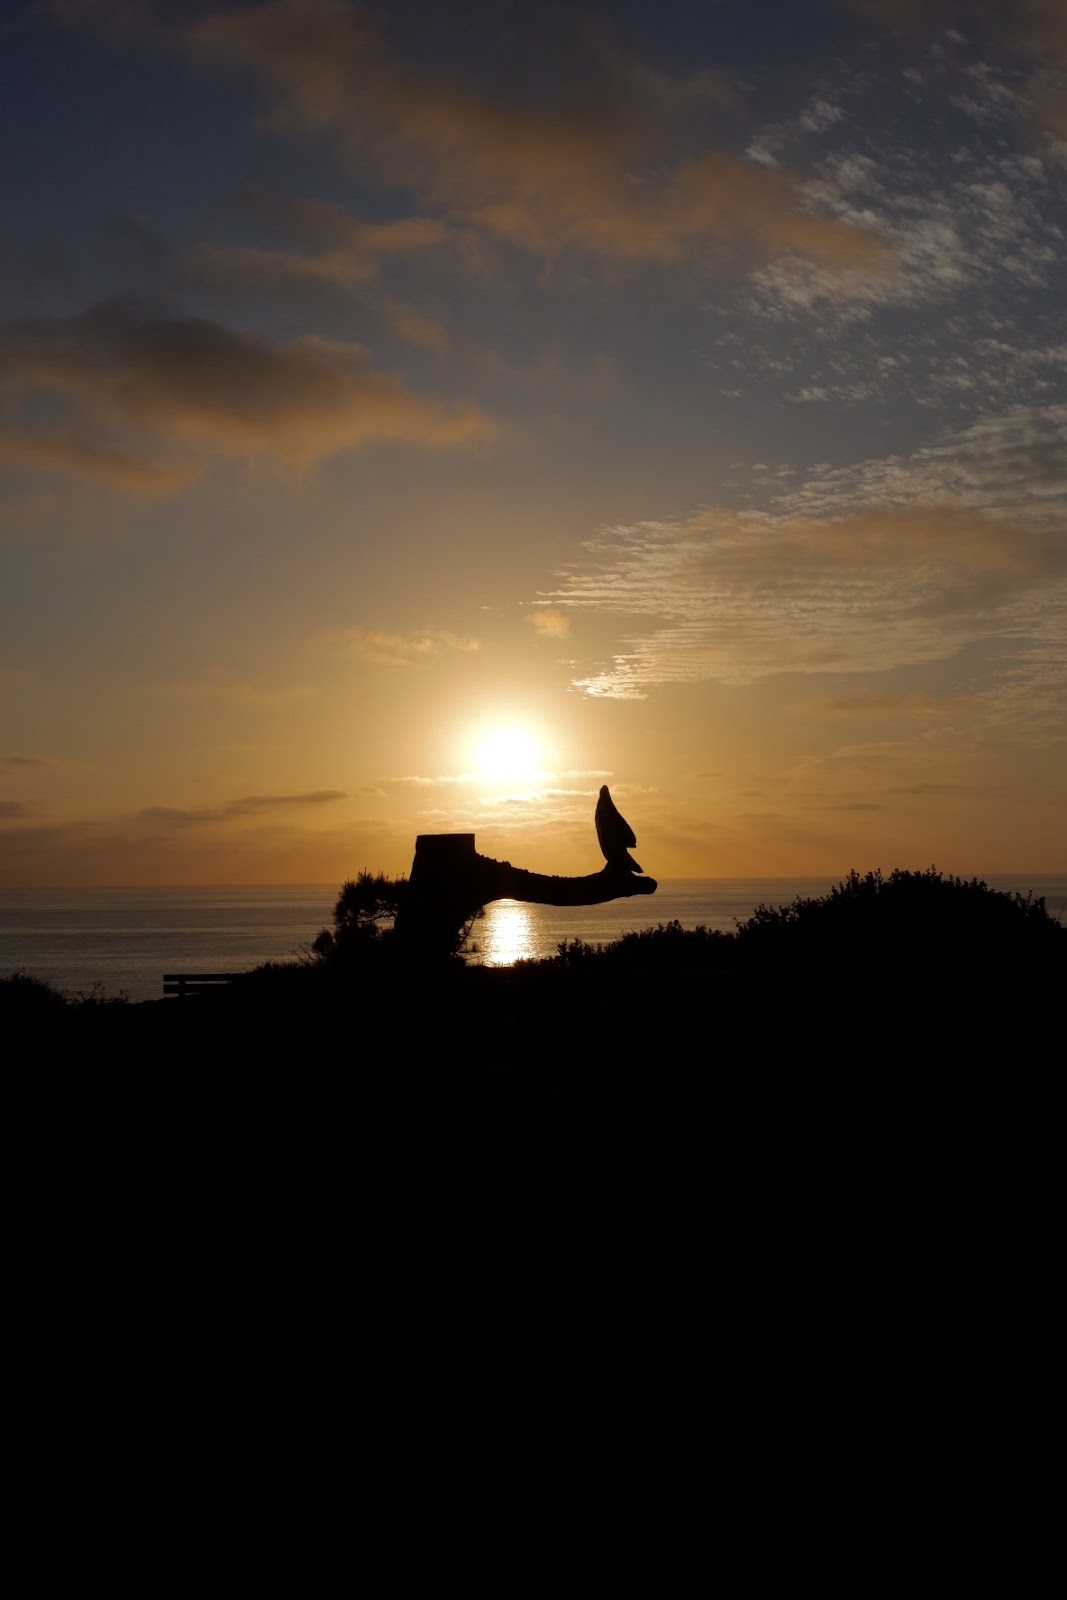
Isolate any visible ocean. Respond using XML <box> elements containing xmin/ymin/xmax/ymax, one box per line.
<box><xmin>1</xmin><ymin>875</ymin><xmax>1064</xmax><ymax>1004</ymax></box>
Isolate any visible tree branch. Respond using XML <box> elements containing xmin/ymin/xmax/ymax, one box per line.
<box><xmin>475</xmin><ymin>855</ymin><xmax>657</xmax><ymax>906</ymax></box>
<box><xmin>394</xmin><ymin>832</ymin><xmax>658</xmax><ymax>956</ymax></box>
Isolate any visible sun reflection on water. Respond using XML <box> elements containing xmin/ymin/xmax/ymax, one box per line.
<box><xmin>477</xmin><ymin>899</ymin><xmax>537</xmax><ymax>966</ymax></box>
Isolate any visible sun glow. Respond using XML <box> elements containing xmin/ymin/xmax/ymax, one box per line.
<box><xmin>474</xmin><ymin>726</ymin><xmax>541</xmax><ymax>783</ymax></box>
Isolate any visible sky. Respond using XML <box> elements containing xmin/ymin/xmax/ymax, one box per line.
<box><xmin>1</xmin><ymin>0</ymin><xmax>1065</xmax><ymax>886</ymax></box>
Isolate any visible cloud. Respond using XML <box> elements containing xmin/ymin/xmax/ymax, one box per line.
<box><xmin>0</xmin><ymin>805</ymin><xmax>398</xmax><ymax>886</ymax></box>
<box><xmin>838</xmin><ymin>0</ymin><xmax>1067</xmax><ymax>137</ymax></box>
<box><xmin>190</xmin><ymin>244</ymin><xmax>453</xmax><ymax>352</ymax></box>
<box><xmin>772</xmin><ymin>404</ymin><xmax>1067</xmax><ymax>525</ymax></box>
<box><xmin>736</xmin><ymin>139</ymin><xmax>1066</xmax><ymax>337</ymax></box>
<box><xmin>1</xmin><ymin>753</ymin><xmax>59</xmax><ymax>767</ymax></box>
<box><xmin>180</xmin><ymin>0</ymin><xmax>884</xmax><ymax>274</ymax></box>
<box><xmin>0</xmin><ymin>801</ymin><xmax>32</xmax><ymax>819</ymax></box>
<box><xmin>888</xmin><ymin>782</ymin><xmax>970</xmax><ymax>795</ymax></box>
<box><xmin>545</xmin><ymin>404</ymin><xmax>1067</xmax><ymax>696</ymax></box>
<box><xmin>184</xmin><ymin>196</ymin><xmax>453</xmax><ymax>350</ymax></box>
<box><xmin>804</xmin><ymin>692</ymin><xmax>973</xmax><ymax>715</ymax></box>
<box><xmin>560</xmin><ymin>502</ymin><xmax>1057</xmax><ymax>695</ymax></box>
<box><xmin>139</xmin><ymin>789</ymin><xmax>348</xmax><ymax>826</ymax></box>
<box><xmin>227</xmin><ymin>789</ymin><xmax>348</xmax><ymax>812</ymax></box>
<box><xmin>137</xmin><ymin>806</ymin><xmax>228</xmax><ymax>826</ymax></box>
<box><xmin>527</xmin><ymin>608</ymin><xmax>572</xmax><ymax>639</ymax></box>
<box><xmin>190</xmin><ymin>198</ymin><xmax>447</xmax><ymax>290</ymax></box>
<box><xmin>338</xmin><ymin>626</ymin><xmax>482</xmax><ymax>666</ymax></box>
<box><xmin>388</xmin><ymin>774</ymin><xmax>604</xmax><ymax>803</ymax></box>
<box><xmin>378</xmin><ymin>301</ymin><xmax>450</xmax><ymax>356</ymax></box>
<box><xmin>0</xmin><ymin>299</ymin><xmax>491</xmax><ymax>493</ymax></box>
<box><xmin>391</xmin><ymin>773</ymin><xmax>483</xmax><ymax>788</ymax></box>
<box><xmin>155</xmin><ymin>677</ymin><xmax>319</xmax><ymax>704</ymax></box>
<box><xmin>704</xmin><ymin>47</ymin><xmax>1067</xmax><ymax>420</ymax></box>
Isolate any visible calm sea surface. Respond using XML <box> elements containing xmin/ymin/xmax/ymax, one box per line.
<box><xmin>2</xmin><ymin>876</ymin><xmax>1064</xmax><ymax>1004</ymax></box>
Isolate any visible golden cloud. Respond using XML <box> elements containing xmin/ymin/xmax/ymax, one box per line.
<box><xmin>188</xmin><ymin>203</ymin><xmax>448</xmax><ymax>293</ymax></box>
<box><xmin>154</xmin><ymin>677</ymin><xmax>319</xmax><ymax>705</ymax></box>
<box><xmin>0</xmin><ymin>300</ymin><xmax>491</xmax><ymax>493</ymax></box>
<box><xmin>338</xmin><ymin>626</ymin><xmax>482</xmax><ymax>666</ymax></box>
<box><xmin>186</xmin><ymin>0</ymin><xmax>886</xmax><ymax>273</ymax></box>
<box><xmin>802</xmin><ymin>691</ymin><xmax>977</xmax><ymax>715</ymax></box>
<box><xmin>553</xmin><ymin>488</ymin><xmax>1065</xmax><ymax>695</ymax></box>
<box><xmin>139</xmin><ymin>789</ymin><xmax>349</xmax><ymax>826</ymax></box>
<box><xmin>527</xmin><ymin>609</ymin><xmax>572</xmax><ymax>639</ymax></box>
<box><xmin>0</xmin><ymin>424</ymin><xmax>201</xmax><ymax>496</ymax></box>
<box><xmin>182</xmin><ymin>194</ymin><xmax>454</xmax><ymax>349</ymax></box>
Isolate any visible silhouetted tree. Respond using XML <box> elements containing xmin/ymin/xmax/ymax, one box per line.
<box><xmin>310</xmin><ymin>871</ymin><xmax>409</xmax><ymax>963</ymax></box>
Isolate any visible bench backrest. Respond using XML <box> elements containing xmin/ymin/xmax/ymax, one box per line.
<box><xmin>163</xmin><ymin>972</ymin><xmax>242</xmax><ymax>998</ymax></box>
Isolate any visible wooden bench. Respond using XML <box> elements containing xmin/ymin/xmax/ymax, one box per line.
<box><xmin>163</xmin><ymin>972</ymin><xmax>242</xmax><ymax>999</ymax></box>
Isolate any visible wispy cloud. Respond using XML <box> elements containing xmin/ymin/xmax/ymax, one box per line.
<box><xmin>709</xmin><ymin>45</ymin><xmax>1067</xmax><ymax>417</ymax></box>
<box><xmin>738</xmin><ymin>140</ymin><xmax>1066</xmax><ymax>328</ymax></box>
<box><xmin>184</xmin><ymin>195</ymin><xmax>454</xmax><ymax>351</ymax></box>
<box><xmin>390</xmin><ymin>769</ymin><xmax>610</xmax><ymax>791</ymax></box>
<box><xmin>0</xmin><ymin>425</ymin><xmax>201</xmax><ymax>495</ymax></box>
<box><xmin>838</xmin><ymin>0</ymin><xmax>1067</xmax><ymax>138</ymax></box>
<box><xmin>155</xmin><ymin>677</ymin><xmax>319</xmax><ymax>705</ymax></box>
<box><xmin>390</xmin><ymin>773</ymin><xmax>483</xmax><ymax>788</ymax></box>
<box><xmin>803</xmin><ymin>691</ymin><xmax>976</xmax><ymax>716</ymax></box>
<box><xmin>0</xmin><ymin>299</ymin><xmax>491</xmax><ymax>493</ymax></box>
<box><xmin>189</xmin><ymin>199</ymin><xmax>447</xmax><ymax>290</ymax></box>
<box><xmin>139</xmin><ymin>789</ymin><xmax>348</xmax><ymax>826</ymax></box>
<box><xmin>769</xmin><ymin>404</ymin><xmax>1067</xmax><ymax>525</ymax></box>
<box><xmin>545</xmin><ymin>404</ymin><xmax>1067</xmax><ymax>697</ymax></box>
<box><xmin>527</xmin><ymin>608</ymin><xmax>572</xmax><ymax>639</ymax></box>
<box><xmin>179</xmin><ymin>0</ymin><xmax>883</xmax><ymax>274</ymax></box>
<box><xmin>337</xmin><ymin>626</ymin><xmax>482</xmax><ymax>666</ymax></box>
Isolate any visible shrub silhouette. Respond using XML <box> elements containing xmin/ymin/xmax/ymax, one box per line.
<box><xmin>547</xmin><ymin>868</ymin><xmax>1063</xmax><ymax>984</ymax></box>
<box><xmin>310</xmin><ymin>871</ymin><xmax>409</xmax><ymax>964</ymax></box>
<box><xmin>228</xmin><ymin>863</ymin><xmax>1062</xmax><ymax>1033</ymax></box>
<box><xmin>1</xmin><ymin>970</ymin><xmax>69</xmax><ymax>1020</ymax></box>
<box><xmin>554</xmin><ymin>919</ymin><xmax>733</xmax><ymax>973</ymax></box>
<box><xmin>0</xmin><ymin>970</ymin><xmax>129</xmax><ymax>1018</ymax></box>
<box><xmin>734</xmin><ymin>867</ymin><xmax>1061</xmax><ymax>959</ymax></box>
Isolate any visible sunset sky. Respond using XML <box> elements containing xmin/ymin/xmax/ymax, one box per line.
<box><xmin>1</xmin><ymin>0</ymin><xmax>1065</xmax><ymax>886</ymax></box>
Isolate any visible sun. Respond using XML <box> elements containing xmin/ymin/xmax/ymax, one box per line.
<box><xmin>474</xmin><ymin>726</ymin><xmax>541</xmax><ymax>783</ymax></box>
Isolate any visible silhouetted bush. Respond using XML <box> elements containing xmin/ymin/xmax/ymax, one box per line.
<box><xmin>1</xmin><ymin>971</ymin><xmax>69</xmax><ymax>1020</ymax></box>
<box><xmin>309</xmin><ymin>871</ymin><xmax>409</xmax><ymax>965</ymax></box>
<box><xmin>554</xmin><ymin>919</ymin><xmax>734</xmax><ymax>972</ymax></box>
<box><xmin>66</xmin><ymin>981</ymin><xmax>130</xmax><ymax>1008</ymax></box>
<box><xmin>171</xmin><ymin>863</ymin><xmax>1064</xmax><ymax>1073</ymax></box>
<box><xmin>510</xmin><ymin>866</ymin><xmax>1065</xmax><ymax>1050</ymax></box>
<box><xmin>0</xmin><ymin>970</ymin><xmax>130</xmax><ymax>1018</ymax></box>
<box><xmin>734</xmin><ymin>867</ymin><xmax>1062</xmax><ymax>965</ymax></box>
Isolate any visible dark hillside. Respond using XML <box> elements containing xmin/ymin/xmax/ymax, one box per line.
<box><xmin>9</xmin><ymin>869</ymin><xmax>1058</xmax><ymax>1427</ymax></box>
<box><xmin>8</xmin><ymin>870</ymin><xmax>1060</xmax><ymax>1200</ymax></box>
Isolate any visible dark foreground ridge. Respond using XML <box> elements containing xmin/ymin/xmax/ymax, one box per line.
<box><xmin>7</xmin><ymin>868</ymin><xmax>1062</xmax><ymax>1175</ymax></box>
<box><xmin>8</xmin><ymin>864</ymin><xmax>1061</xmax><ymax>1420</ymax></box>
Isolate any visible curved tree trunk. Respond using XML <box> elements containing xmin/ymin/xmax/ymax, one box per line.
<box><xmin>394</xmin><ymin>833</ymin><xmax>657</xmax><ymax>957</ymax></box>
